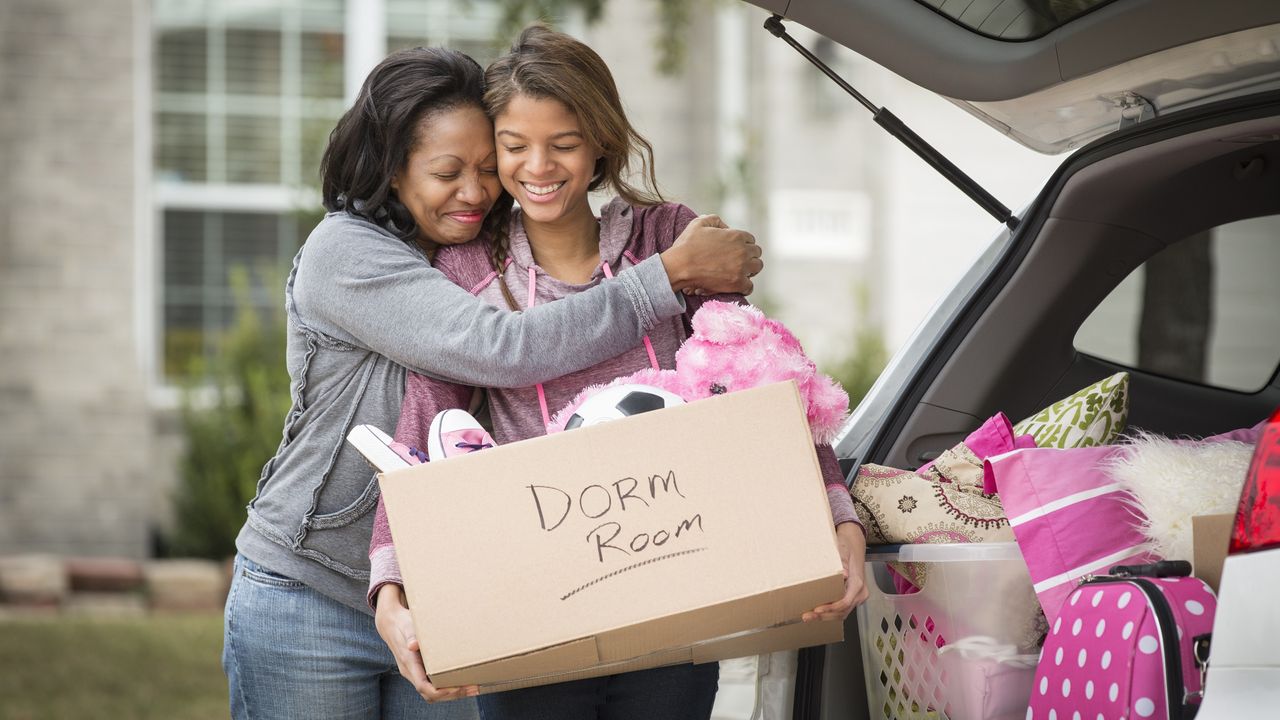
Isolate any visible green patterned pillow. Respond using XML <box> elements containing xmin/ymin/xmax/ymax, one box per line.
<box><xmin>1013</xmin><ymin>371</ymin><xmax>1129</xmax><ymax>449</ymax></box>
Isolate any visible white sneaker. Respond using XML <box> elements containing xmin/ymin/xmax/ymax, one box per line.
<box><xmin>427</xmin><ymin>409</ymin><xmax>497</xmax><ymax>462</ymax></box>
<box><xmin>346</xmin><ymin>424</ymin><xmax>423</xmax><ymax>472</ymax></box>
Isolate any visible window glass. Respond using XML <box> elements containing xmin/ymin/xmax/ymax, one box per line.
<box><xmin>387</xmin><ymin>0</ymin><xmax>505</xmax><ymax>66</ymax></box>
<box><xmin>225</xmin><ymin>114</ymin><xmax>282</xmax><ymax>184</ymax></box>
<box><xmin>1075</xmin><ymin>215</ymin><xmax>1280</xmax><ymax>392</ymax></box>
<box><xmin>301</xmin><ymin>31</ymin><xmax>345</xmax><ymax>99</ymax></box>
<box><xmin>157</xmin><ymin>28</ymin><xmax>207</xmax><ymax>93</ymax></box>
<box><xmin>913</xmin><ymin>0</ymin><xmax>1116</xmax><ymax>41</ymax></box>
<box><xmin>154</xmin><ymin>0</ymin><xmax>344</xmax><ymax>187</ymax></box>
<box><xmin>162</xmin><ymin>210</ymin><xmax>302</xmax><ymax>378</ymax></box>
<box><xmin>156</xmin><ymin>112</ymin><xmax>208</xmax><ymax>182</ymax></box>
<box><xmin>225</xmin><ymin>28</ymin><xmax>282</xmax><ymax>96</ymax></box>
<box><xmin>153</xmin><ymin>0</ymin><xmax>502</xmax><ymax>381</ymax></box>
<box><xmin>222</xmin><ymin>213</ymin><xmax>285</xmax><ymax>289</ymax></box>
<box><xmin>300</xmin><ymin>116</ymin><xmax>336</xmax><ymax>188</ymax></box>
<box><xmin>162</xmin><ymin>210</ymin><xmax>206</xmax><ymax>291</ymax></box>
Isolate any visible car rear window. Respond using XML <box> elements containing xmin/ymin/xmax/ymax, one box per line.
<box><xmin>1075</xmin><ymin>215</ymin><xmax>1280</xmax><ymax>392</ymax></box>
<box><xmin>914</xmin><ymin>0</ymin><xmax>1117</xmax><ymax>41</ymax></box>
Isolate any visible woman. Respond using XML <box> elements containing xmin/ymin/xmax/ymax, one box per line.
<box><xmin>368</xmin><ymin>27</ymin><xmax>868</xmax><ymax>719</ymax></box>
<box><xmin>221</xmin><ymin>47</ymin><xmax>762</xmax><ymax>720</ymax></box>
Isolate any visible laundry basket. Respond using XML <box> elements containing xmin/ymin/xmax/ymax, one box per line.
<box><xmin>857</xmin><ymin>543</ymin><xmax>1042</xmax><ymax>720</ymax></box>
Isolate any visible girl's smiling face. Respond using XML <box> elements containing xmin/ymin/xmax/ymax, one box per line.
<box><xmin>494</xmin><ymin>94</ymin><xmax>601</xmax><ymax>227</ymax></box>
<box><xmin>392</xmin><ymin>104</ymin><xmax>501</xmax><ymax>247</ymax></box>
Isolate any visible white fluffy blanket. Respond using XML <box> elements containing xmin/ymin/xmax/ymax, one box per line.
<box><xmin>1105</xmin><ymin>433</ymin><xmax>1253</xmax><ymax>562</ymax></box>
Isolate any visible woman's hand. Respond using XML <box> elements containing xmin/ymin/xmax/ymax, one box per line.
<box><xmin>374</xmin><ymin>583</ymin><xmax>479</xmax><ymax>703</ymax></box>
<box><xmin>802</xmin><ymin>522</ymin><xmax>869</xmax><ymax>623</ymax></box>
<box><xmin>661</xmin><ymin>214</ymin><xmax>764</xmax><ymax>295</ymax></box>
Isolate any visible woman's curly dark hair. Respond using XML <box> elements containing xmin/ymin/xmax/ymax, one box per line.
<box><xmin>320</xmin><ymin>47</ymin><xmax>487</xmax><ymax>245</ymax></box>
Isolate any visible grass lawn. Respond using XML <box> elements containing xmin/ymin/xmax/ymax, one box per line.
<box><xmin>0</xmin><ymin>613</ymin><xmax>227</xmax><ymax>720</ymax></box>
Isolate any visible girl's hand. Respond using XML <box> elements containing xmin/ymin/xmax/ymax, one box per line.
<box><xmin>662</xmin><ymin>214</ymin><xmax>764</xmax><ymax>295</ymax></box>
<box><xmin>374</xmin><ymin>583</ymin><xmax>479</xmax><ymax>702</ymax></box>
<box><xmin>802</xmin><ymin>521</ymin><xmax>869</xmax><ymax>623</ymax></box>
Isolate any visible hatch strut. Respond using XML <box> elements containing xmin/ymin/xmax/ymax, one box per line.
<box><xmin>764</xmin><ymin>15</ymin><xmax>1019</xmax><ymax>231</ymax></box>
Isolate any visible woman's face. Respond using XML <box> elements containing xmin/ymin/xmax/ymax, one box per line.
<box><xmin>494</xmin><ymin>94</ymin><xmax>601</xmax><ymax>226</ymax></box>
<box><xmin>392</xmin><ymin>104</ymin><xmax>501</xmax><ymax>246</ymax></box>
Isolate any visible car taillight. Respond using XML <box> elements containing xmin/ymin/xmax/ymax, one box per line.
<box><xmin>1230</xmin><ymin>406</ymin><xmax>1280</xmax><ymax>554</ymax></box>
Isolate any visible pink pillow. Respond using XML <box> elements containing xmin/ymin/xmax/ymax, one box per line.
<box><xmin>985</xmin><ymin>446</ymin><xmax>1157</xmax><ymax>625</ymax></box>
<box><xmin>1204</xmin><ymin>418</ymin><xmax>1268</xmax><ymax>445</ymax></box>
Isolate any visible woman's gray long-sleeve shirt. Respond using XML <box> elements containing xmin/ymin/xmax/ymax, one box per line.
<box><xmin>236</xmin><ymin>211</ymin><xmax>685</xmax><ymax>613</ymax></box>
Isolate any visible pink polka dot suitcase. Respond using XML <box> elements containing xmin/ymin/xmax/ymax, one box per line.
<box><xmin>1028</xmin><ymin>562</ymin><xmax>1215</xmax><ymax>720</ymax></box>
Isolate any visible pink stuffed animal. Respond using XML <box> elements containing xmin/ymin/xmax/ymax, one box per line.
<box><xmin>548</xmin><ymin>301</ymin><xmax>849</xmax><ymax>445</ymax></box>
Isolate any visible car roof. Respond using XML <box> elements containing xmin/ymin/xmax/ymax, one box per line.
<box><xmin>748</xmin><ymin>0</ymin><xmax>1280</xmax><ymax>152</ymax></box>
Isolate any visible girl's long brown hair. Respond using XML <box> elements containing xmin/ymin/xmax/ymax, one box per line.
<box><xmin>482</xmin><ymin>24</ymin><xmax>664</xmax><ymax>309</ymax></box>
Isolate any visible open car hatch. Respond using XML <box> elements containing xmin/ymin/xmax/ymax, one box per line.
<box><xmin>748</xmin><ymin>0</ymin><xmax>1280</xmax><ymax>153</ymax></box>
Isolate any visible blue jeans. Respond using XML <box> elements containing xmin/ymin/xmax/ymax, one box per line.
<box><xmin>478</xmin><ymin>662</ymin><xmax>719</xmax><ymax>720</ymax></box>
<box><xmin>222</xmin><ymin>553</ymin><xmax>479</xmax><ymax>720</ymax></box>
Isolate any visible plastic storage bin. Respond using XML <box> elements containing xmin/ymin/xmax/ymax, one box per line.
<box><xmin>857</xmin><ymin>542</ymin><xmax>1042</xmax><ymax>720</ymax></box>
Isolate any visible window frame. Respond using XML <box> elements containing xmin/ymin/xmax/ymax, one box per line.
<box><xmin>148</xmin><ymin>0</ymin><xmax>507</xmax><ymax>398</ymax></box>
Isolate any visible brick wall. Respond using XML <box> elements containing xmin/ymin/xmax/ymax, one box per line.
<box><xmin>0</xmin><ymin>0</ymin><xmax>154</xmax><ymax>557</ymax></box>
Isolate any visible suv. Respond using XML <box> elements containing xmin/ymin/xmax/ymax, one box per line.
<box><xmin>741</xmin><ymin>1</ymin><xmax>1280</xmax><ymax>717</ymax></box>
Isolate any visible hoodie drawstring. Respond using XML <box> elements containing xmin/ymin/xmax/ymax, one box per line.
<box><xmin>528</xmin><ymin>261</ymin><xmax>660</xmax><ymax>428</ymax></box>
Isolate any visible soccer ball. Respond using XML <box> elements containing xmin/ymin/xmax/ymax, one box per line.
<box><xmin>563</xmin><ymin>384</ymin><xmax>686</xmax><ymax>430</ymax></box>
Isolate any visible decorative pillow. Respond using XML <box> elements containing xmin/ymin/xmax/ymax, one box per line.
<box><xmin>1104</xmin><ymin>432</ymin><xmax>1254</xmax><ymax>562</ymax></box>
<box><xmin>853</xmin><ymin>464</ymin><xmax>1011</xmax><ymax>542</ymax></box>
<box><xmin>985</xmin><ymin>445</ymin><xmax>1157</xmax><ymax>625</ymax></box>
<box><xmin>855</xmin><ymin>412</ymin><xmax>1033</xmax><ymax>590</ymax></box>
<box><xmin>914</xmin><ymin>411</ymin><xmax>1037</xmax><ymax>493</ymax></box>
<box><xmin>919</xmin><ymin>441</ymin><xmax>986</xmax><ymax>488</ymax></box>
<box><xmin>853</xmin><ymin>463</ymin><xmax>1013</xmax><ymax>588</ymax></box>
<box><xmin>1012</xmin><ymin>371</ymin><xmax>1129</xmax><ymax>450</ymax></box>
<box><xmin>921</xmin><ymin>412</ymin><xmax>1036</xmax><ymax>485</ymax></box>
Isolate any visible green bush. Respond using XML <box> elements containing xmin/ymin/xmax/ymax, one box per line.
<box><xmin>167</xmin><ymin>266</ymin><xmax>291</xmax><ymax>559</ymax></box>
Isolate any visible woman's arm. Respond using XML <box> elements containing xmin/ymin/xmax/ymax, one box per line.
<box><xmin>295</xmin><ymin>213</ymin><xmax>759</xmax><ymax>388</ymax></box>
<box><xmin>660</xmin><ymin>214</ymin><xmax>762</xmax><ymax>295</ymax></box>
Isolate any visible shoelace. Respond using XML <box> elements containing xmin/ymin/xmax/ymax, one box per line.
<box><xmin>454</xmin><ymin>441</ymin><xmax>493</xmax><ymax>451</ymax></box>
<box><xmin>527</xmin><ymin>262</ymin><xmax>661</xmax><ymax>427</ymax></box>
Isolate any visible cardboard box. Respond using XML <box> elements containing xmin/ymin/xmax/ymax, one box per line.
<box><xmin>1192</xmin><ymin>513</ymin><xmax>1235</xmax><ymax>593</ymax></box>
<box><xmin>379</xmin><ymin>381</ymin><xmax>846</xmax><ymax>692</ymax></box>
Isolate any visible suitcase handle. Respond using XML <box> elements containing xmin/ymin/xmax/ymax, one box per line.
<box><xmin>1110</xmin><ymin>560</ymin><xmax>1192</xmax><ymax>578</ymax></box>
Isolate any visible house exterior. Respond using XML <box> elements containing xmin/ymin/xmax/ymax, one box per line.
<box><xmin>0</xmin><ymin>0</ymin><xmax>1061</xmax><ymax>558</ymax></box>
